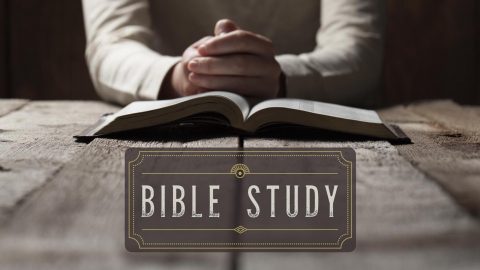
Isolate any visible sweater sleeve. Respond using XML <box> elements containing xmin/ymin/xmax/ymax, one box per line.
<box><xmin>82</xmin><ymin>0</ymin><xmax>181</xmax><ymax>105</ymax></box>
<box><xmin>276</xmin><ymin>0</ymin><xmax>385</xmax><ymax>105</ymax></box>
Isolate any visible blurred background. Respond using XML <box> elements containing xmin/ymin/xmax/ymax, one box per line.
<box><xmin>0</xmin><ymin>0</ymin><xmax>479</xmax><ymax>105</ymax></box>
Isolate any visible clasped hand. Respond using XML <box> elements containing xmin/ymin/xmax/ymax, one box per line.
<box><xmin>161</xmin><ymin>19</ymin><xmax>282</xmax><ymax>99</ymax></box>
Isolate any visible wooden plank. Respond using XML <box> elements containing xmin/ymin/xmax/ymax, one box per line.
<box><xmin>239</xmin><ymin>137</ymin><xmax>480</xmax><ymax>269</ymax></box>
<box><xmin>241</xmin><ymin>244</ymin><xmax>480</xmax><ymax>270</ymax></box>
<box><xmin>0</xmin><ymin>99</ymin><xmax>28</xmax><ymax>117</ymax></box>
<box><xmin>407</xmin><ymin>100</ymin><xmax>480</xmax><ymax>134</ymax></box>
<box><xmin>0</xmin><ymin>122</ymin><xmax>237</xmax><ymax>268</ymax></box>
<box><xmin>9</xmin><ymin>0</ymin><xmax>97</xmax><ymax>100</ymax></box>
<box><xmin>0</xmin><ymin>0</ymin><xmax>7</xmax><ymax>98</ymax></box>
<box><xmin>477</xmin><ymin>0</ymin><xmax>480</xmax><ymax>104</ymax></box>
<box><xmin>0</xmin><ymin>100</ymin><xmax>119</xmax><ymax>222</ymax></box>
<box><xmin>383</xmin><ymin>0</ymin><xmax>478</xmax><ymax>105</ymax></box>
<box><xmin>380</xmin><ymin>100</ymin><xmax>480</xmax><ymax>215</ymax></box>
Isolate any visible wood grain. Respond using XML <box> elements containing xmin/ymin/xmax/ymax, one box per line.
<box><xmin>0</xmin><ymin>100</ymin><xmax>118</xmax><ymax>222</ymax></box>
<box><xmin>383</xmin><ymin>0</ymin><xmax>479</xmax><ymax>105</ymax></box>
<box><xmin>8</xmin><ymin>0</ymin><xmax>97</xmax><ymax>100</ymax></box>
<box><xmin>0</xmin><ymin>107</ymin><xmax>238</xmax><ymax>269</ymax></box>
<box><xmin>1</xmin><ymin>99</ymin><xmax>479</xmax><ymax>269</ymax></box>
<box><xmin>239</xmin><ymin>137</ymin><xmax>480</xmax><ymax>269</ymax></box>
<box><xmin>380</xmin><ymin>100</ymin><xmax>480</xmax><ymax>215</ymax></box>
<box><xmin>0</xmin><ymin>0</ymin><xmax>7</xmax><ymax>98</ymax></box>
<box><xmin>0</xmin><ymin>99</ymin><xmax>27</xmax><ymax>117</ymax></box>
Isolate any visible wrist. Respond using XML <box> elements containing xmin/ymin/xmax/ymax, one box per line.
<box><xmin>159</xmin><ymin>63</ymin><xmax>182</xmax><ymax>99</ymax></box>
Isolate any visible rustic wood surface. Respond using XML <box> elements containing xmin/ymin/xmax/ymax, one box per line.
<box><xmin>0</xmin><ymin>99</ymin><xmax>479</xmax><ymax>269</ymax></box>
<box><xmin>379</xmin><ymin>101</ymin><xmax>480</xmax><ymax>215</ymax></box>
<box><xmin>240</xmin><ymin>140</ymin><xmax>480</xmax><ymax>269</ymax></box>
<box><xmin>0</xmin><ymin>99</ymin><xmax>27</xmax><ymax>117</ymax></box>
<box><xmin>0</xmin><ymin>100</ymin><xmax>236</xmax><ymax>269</ymax></box>
<box><xmin>0</xmin><ymin>100</ymin><xmax>118</xmax><ymax>223</ymax></box>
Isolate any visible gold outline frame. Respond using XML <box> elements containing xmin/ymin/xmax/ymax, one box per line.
<box><xmin>127</xmin><ymin>150</ymin><xmax>353</xmax><ymax>250</ymax></box>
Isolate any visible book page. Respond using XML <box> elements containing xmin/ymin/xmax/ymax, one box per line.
<box><xmin>210</xmin><ymin>91</ymin><xmax>251</xmax><ymax>120</ymax></box>
<box><xmin>86</xmin><ymin>91</ymin><xmax>252</xmax><ymax>136</ymax></box>
<box><xmin>115</xmin><ymin>91</ymin><xmax>251</xmax><ymax>120</ymax></box>
<box><xmin>249</xmin><ymin>98</ymin><xmax>383</xmax><ymax>124</ymax></box>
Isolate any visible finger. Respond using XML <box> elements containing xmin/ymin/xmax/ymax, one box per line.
<box><xmin>188</xmin><ymin>73</ymin><xmax>275</xmax><ymax>98</ymax></box>
<box><xmin>192</xmin><ymin>36</ymin><xmax>214</xmax><ymax>48</ymax></box>
<box><xmin>187</xmin><ymin>55</ymin><xmax>275</xmax><ymax>76</ymax></box>
<box><xmin>183</xmin><ymin>36</ymin><xmax>214</xmax><ymax>62</ymax></box>
<box><xmin>198</xmin><ymin>30</ymin><xmax>274</xmax><ymax>56</ymax></box>
<box><xmin>214</xmin><ymin>19</ymin><xmax>239</xmax><ymax>36</ymax></box>
<box><xmin>183</xmin><ymin>46</ymin><xmax>201</xmax><ymax>62</ymax></box>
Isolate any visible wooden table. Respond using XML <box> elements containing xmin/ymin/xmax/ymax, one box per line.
<box><xmin>0</xmin><ymin>99</ymin><xmax>479</xmax><ymax>269</ymax></box>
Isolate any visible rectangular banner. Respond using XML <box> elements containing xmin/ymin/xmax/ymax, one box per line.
<box><xmin>125</xmin><ymin>148</ymin><xmax>356</xmax><ymax>251</ymax></box>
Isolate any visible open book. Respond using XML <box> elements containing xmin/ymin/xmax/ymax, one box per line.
<box><xmin>76</xmin><ymin>91</ymin><xmax>409</xmax><ymax>141</ymax></box>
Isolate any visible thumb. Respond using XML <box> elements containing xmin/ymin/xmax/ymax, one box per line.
<box><xmin>214</xmin><ymin>19</ymin><xmax>239</xmax><ymax>36</ymax></box>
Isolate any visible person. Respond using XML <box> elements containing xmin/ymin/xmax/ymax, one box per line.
<box><xmin>82</xmin><ymin>0</ymin><xmax>384</xmax><ymax>106</ymax></box>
